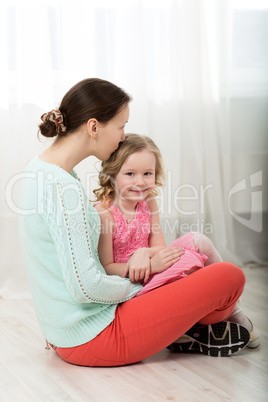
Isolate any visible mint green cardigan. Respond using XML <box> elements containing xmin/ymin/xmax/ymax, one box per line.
<box><xmin>19</xmin><ymin>157</ymin><xmax>142</xmax><ymax>347</ymax></box>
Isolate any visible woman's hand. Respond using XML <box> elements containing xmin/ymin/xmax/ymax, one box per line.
<box><xmin>150</xmin><ymin>247</ymin><xmax>184</xmax><ymax>274</ymax></box>
<box><xmin>122</xmin><ymin>248</ymin><xmax>151</xmax><ymax>283</ymax></box>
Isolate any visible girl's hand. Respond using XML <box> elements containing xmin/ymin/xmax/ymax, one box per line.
<box><xmin>150</xmin><ymin>247</ymin><xmax>184</xmax><ymax>274</ymax></box>
<box><xmin>122</xmin><ymin>248</ymin><xmax>151</xmax><ymax>283</ymax></box>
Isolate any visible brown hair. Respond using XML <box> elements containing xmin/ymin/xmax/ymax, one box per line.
<box><xmin>38</xmin><ymin>78</ymin><xmax>132</xmax><ymax>138</ymax></box>
<box><xmin>93</xmin><ymin>133</ymin><xmax>165</xmax><ymax>208</ymax></box>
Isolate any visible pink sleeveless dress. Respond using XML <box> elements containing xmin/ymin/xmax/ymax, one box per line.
<box><xmin>101</xmin><ymin>200</ymin><xmax>207</xmax><ymax>296</ymax></box>
<box><xmin>111</xmin><ymin>200</ymin><xmax>151</xmax><ymax>263</ymax></box>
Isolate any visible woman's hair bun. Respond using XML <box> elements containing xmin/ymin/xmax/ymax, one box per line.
<box><xmin>39</xmin><ymin>109</ymin><xmax>67</xmax><ymax>138</ymax></box>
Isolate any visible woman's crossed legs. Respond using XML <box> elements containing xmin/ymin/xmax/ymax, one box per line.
<box><xmin>54</xmin><ymin>262</ymin><xmax>247</xmax><ymax>366</ymax></box>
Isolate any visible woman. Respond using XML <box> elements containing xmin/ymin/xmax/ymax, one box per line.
<box><xmin>19</xmin><ymin>78</ymin><xmax>256</xmax><ymax>367</ymax></box>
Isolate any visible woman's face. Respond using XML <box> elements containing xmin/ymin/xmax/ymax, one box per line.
<box><xmin>96</xmin><ymin>104</ymin><xmax>129</xmax><ymax>161</ymax></box>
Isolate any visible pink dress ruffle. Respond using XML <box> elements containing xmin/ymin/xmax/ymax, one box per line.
<box><xmin>137</xmin><ymin>246</ymin><xmax>207</xmax><ymax>296</ymax></box>
<box><xmin>137</xmin><ymin>233</ymin><xmax>207</xmax><ymax>296</ymax></box>
<box><xmin>96</xmin><ymin>201</ymin><xmax>207</xmax><ymax>296</ymax></box>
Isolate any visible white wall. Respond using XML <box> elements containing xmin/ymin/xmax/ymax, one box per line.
<box><xmin>229</xmin><ymin>97</ymin><xmax>268</xmax><ymax>263</ymax></box>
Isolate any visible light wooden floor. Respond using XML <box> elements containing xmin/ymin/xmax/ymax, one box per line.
<box><xmin>0</xmin><ymin>266</ymin><xmax>267</xmax><ymax>402</ymax></box>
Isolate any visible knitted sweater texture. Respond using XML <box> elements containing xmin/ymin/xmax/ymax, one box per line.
<box><xmin>19</xmin><ymin>157</ymin><xmax>142</xmax><ymax>347</ymax></box>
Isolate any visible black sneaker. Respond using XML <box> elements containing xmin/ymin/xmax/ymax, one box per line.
<box><xmin>167</xmin><ymin>321</ymin><xmax>250</xmax><ymax>357</ymax></box>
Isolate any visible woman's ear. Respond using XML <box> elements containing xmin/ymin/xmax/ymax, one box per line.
<box><xmin>86</xmin><ymin>118</ymin><xmax>98</xmax><ymax>136</ymax></box>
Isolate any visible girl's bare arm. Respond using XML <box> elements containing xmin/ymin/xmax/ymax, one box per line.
<box><xmin>95</xmin><ymin>204</ymin><xmax>126</xmax><ymax>276</ymax></box>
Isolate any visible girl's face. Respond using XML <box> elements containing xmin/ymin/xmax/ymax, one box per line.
<box><xmin>114</xmin><ymin>149</ymin><xmax>156</xmax><ymax>203</ymax></box>
<box><xmin>95</xmin><ymin>105</ymin><xmax>129</xmax><ymax>161</ymax></box>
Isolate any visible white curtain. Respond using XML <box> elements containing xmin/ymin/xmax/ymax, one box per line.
<box><xmin>1</xmin><ymin>0</ymin><xmax>267</xmax><ymax>299</ymax></box>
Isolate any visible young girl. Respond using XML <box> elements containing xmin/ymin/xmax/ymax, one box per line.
<box><xmin>94</xmin><ymin>134</ymin><xmax>259</xmax><ymax>348</ymax></box>
<box><xmin>94</xmin><ymin>135</ymin><xmax>223</xmax><ymax>292</ymax></box>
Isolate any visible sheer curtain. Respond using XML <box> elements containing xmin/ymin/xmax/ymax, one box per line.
<box><xmin>1</xmin><ymin>0</ymin><xmax>267</xmax><ymax>299</ymax></box>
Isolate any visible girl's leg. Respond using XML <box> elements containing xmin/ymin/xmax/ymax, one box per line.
<box><xmin>170</xmin><ymin>232</ymin><xmax>198</xmax><ymax>252</ymax></box>
<box><xmin>170</xmin><ymin>232</ymin><xmax>222</xmax><ymax>265</ymax></box>
<box><xmin>191</xmin><ymin>232</ymin><xmax>223</xmax><ymax>265</ymax></box>
<box><xmin>54</xmin><ymin>262</ymin><xmax>247</xmax><ymax>366</ymax></box>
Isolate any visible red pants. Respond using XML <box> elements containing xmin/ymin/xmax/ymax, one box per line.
<box><xmin>54</xmin><ymin>262</ymin><xmax>245</xmax><ymax>366</ymax></box>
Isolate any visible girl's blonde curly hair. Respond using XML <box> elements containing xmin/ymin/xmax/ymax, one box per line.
<box><xmin>93</xmin><ymin>133</ymin><xmax>165</xmax><ymax>209</ymax></box>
